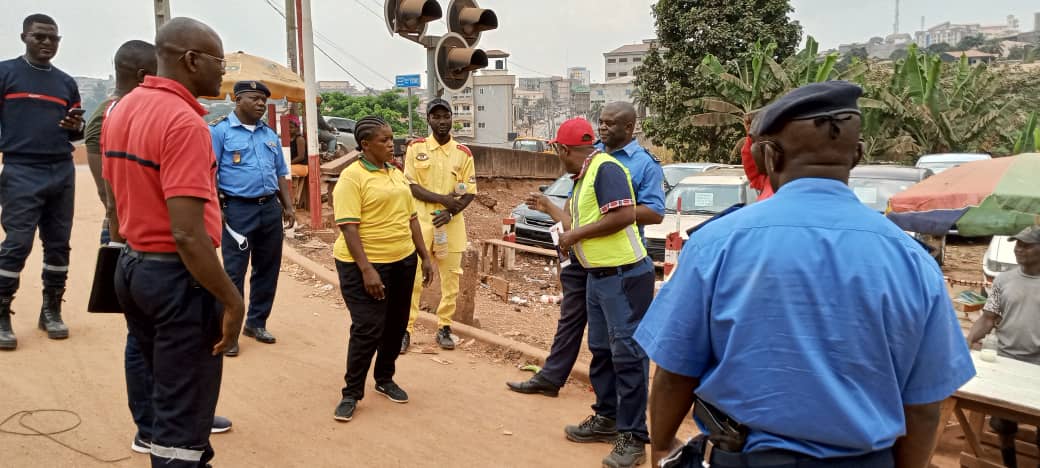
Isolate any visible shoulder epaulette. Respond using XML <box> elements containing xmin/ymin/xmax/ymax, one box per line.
<box><xmin>648</xmin><ymin>152</ymin><xmax>662</xmax><ymax>164</ymax></box>
<box><xmin>456</xmin><ymin>144</ymin><xmax>473</xmax><ymax>157</ymax></box>
<box><xmin>408</xmin><ymin>138</ymin><xmax>426</xmax><ymax>146</ymax></box>
<box><xmin>208</xmin><ymin>115</ymin><xmax>228</xmax><ymax>126</ymax></box>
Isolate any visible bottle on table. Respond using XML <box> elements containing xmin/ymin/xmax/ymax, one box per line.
<box><xmin>980</xmin><ymin>333</ymin><xmax>999</xmax><ymax>362</ymax></box>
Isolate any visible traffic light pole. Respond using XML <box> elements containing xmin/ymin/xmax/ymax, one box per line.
<box><xmin>423</xmin><ymin>35</ymin><xmax>440</xmax><ymax>100</ymax></box>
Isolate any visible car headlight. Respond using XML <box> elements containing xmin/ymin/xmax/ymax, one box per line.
<box><xmin>986</xmin><ymin>258</ymin><xmax>1013</xmax><ymax>274</ymax></box>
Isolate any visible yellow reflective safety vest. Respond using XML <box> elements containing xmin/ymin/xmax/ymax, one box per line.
<box><xmin>569</xmin><ymin>152</ymin><xmax>647</xmax><ymax>268</ymax></box>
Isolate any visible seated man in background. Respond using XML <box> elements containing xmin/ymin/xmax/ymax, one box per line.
<box><xmin>967</xmin><ymin>225</ymin><xmax>1040</xmax><ymax>468</ymax></box>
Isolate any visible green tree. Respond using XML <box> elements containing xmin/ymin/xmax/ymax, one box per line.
<box><xmin>956</xmin><ymin>34</ymin><xmax>985</xmax><ymax>51</ymax></box>
<box><xmin>635</xmin><ymin>0</ymin><xmax>802</xmax><ymax>162</ymax></box>
<box><xmin>319</xmin><ymin>90</ymin><xmax>427</xmax><ymax>136</ymax></box>
<box><xmin>926</xmin><ymin>43</ymin><xmax>952</xmax><ymax>54</ymax></box>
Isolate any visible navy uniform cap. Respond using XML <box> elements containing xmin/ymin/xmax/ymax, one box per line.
<box><xmin>750</xmin><ymin>81</ymin><xmax>863</xmax><ymax>136</ymax></box>
<box><xmin>233</xmin><ymin>80</ymin><xmax>271</xmax><ymax>97</ymax></box>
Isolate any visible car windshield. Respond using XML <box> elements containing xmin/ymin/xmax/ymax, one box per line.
<box><xmin>665</xmin><ymin>184</ymin><xmax>743</xmax><ymax>214</ymax></box>
<box><xmin>848</xmin><ymin>177</ymin><xmax>914</xmax><ymax>212</ymax></box>
<box><xmin>543</xmin><ymin>176</ymin><xmax>574</xmax><ymax>198</ymax></box>
<box><xmin>516</xmin><ymin>140</ymin><xmax>543</xmax><ymax>152</ymax></box>
<box><xmin>916</xmin><ymin>161</ymin><xmax>960</xmax><ymax>173</ymax></box>
<box><xmin>662</xmin><ymin>166</ymin><xmax>707</xmax><ymax>188</ymax></box>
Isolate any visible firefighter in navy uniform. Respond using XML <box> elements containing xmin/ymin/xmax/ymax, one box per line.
<box><xmin>209</xmin><ymin>80</ymin><xmax>295</xmax><ymax>357</ymax></box>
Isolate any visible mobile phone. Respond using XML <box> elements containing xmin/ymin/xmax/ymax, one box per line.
<box><xmin>67</xmin><ymin>108</ymin><xmax>86</xmax><ymax>117</ymax></box>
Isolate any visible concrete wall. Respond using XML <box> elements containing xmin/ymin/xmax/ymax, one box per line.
<box><xmin>469</xmin><ymin>144</ymin><xmax>564</xmax><ymax>180</ymax></box>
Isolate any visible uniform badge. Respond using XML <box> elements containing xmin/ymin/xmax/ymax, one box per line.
<box><xmin>416</xmin><ymin>153</ymin><xmax>429</xmax><ymax>161</ymax></box>
<box><xmin>233</xmin><ymin>152</ymin><xmax>242</xmax><ymax>164</ymax></box>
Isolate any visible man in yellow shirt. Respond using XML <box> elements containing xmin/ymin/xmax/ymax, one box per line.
<box><xmin>402</xmin><ymin>98</ymin><xmax>477</xmax><ymax>351</ymax></box>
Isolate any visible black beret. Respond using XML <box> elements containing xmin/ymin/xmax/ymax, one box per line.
<box><xmin>426</xmin><ymin>98</ymin><xmax>452</xmax><ymax>114</ymax></box>
<box><xmin>750</xmin><ymin>81</ymin><xmax>863</xmax><ymax>136</ymax></box>
<box><xmin>233</xmin><ymin>80</ymin><xmax>271</xmax><ymax>97</ymax></box>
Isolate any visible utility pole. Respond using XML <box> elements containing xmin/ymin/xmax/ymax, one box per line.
<box><xmin>154</xmin><ymin>0</ymin><xmax>171</xmax><ymax>33</ymax></box>
<box><xmin>285</xmin><ymin>0</ymin><xmax>298</xmax><ymax>73</ymax></box>
<box><xmin>299</xmin><ymin>0</ymin><xmax>322</xmax><ymax>229</ymax></box>
<box><xmin>893</xmin><ymin>0</ymin><xmax>900</xmax><ymax>34</ymax></box>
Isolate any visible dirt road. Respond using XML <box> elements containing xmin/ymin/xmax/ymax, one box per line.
<box><xmin>0</xmin><ymin>169</ymin><xmax>608</xmax><ymax>467</ymax></box>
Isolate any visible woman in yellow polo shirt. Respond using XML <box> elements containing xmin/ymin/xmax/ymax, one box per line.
<box><xmin>331</xmin><ymin>116</ymin><xmax>435</xmax><ymax>423</ymax></box>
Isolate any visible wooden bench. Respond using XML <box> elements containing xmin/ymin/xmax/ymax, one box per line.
<box><xmin>481</xmin><ymin>238</ymin><xmax>557</xmax><ymax>275</ymax></box>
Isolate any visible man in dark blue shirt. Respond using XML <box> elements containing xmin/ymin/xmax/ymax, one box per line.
<box><xmin>210</xmin><ymin>80</ymin><xmax>294</xmax><ymax>356</ymax></box>
<box><xmin>0</xmin><ymin>14</ymin><xmax>85</xmax><ymax>350</ymax></box>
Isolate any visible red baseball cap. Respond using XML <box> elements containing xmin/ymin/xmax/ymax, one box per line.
<box><xmin>550</xmin><ymin>118</ymin><xmax>596</xmax><ymax>146</ymax></box>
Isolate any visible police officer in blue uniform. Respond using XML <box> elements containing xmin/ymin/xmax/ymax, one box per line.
<box><xmin>210</xmin><ymin>80</ymin><xmax>294</xmax><ymax>357</ymax></box>
<box><xmin>636</xmin><ymin>82</ymin><xmax>975</xmax><ymax>468</ymax></box>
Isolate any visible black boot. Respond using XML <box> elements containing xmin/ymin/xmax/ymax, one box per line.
<box><xmin>39</xmin><ymin>288</ymin><xmax>69</xmax><ymax>340</ymax></box>
<box><xmin>0</xmin><ymin>296</ymin><xmax>16</xmax><ymax>350</ymax></box>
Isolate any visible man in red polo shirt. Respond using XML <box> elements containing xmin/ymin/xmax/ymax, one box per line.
<box><xmin>101</xmin><ymin>18</ymin><xmax>244</xmax><ymax>468</ymax></box>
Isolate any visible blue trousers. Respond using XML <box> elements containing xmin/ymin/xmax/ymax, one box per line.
<box><xmin>0</xmin><ymin>160</ymin><xmax>75</xmax><ymax>296</ymax></box>
<box><xmin>125</xmin><ymin>333</ymin><xmax>155</xmax><ymax>440</ymax></box>
<box><xmin>537</xmin><ymin>262</ymin><xmax>588</xmax><ymax>388</ymax></box>
<box><xmin>115</xmin><ymin>251</ymin><xmax>223</xmax><ymax>468</ymax></box>
<box><xmin>221</xmin><ymin>198</ymin><xmax>283</xmax><ymax>329</ymax></box>
<box><xmin>587</xmin><ymin>257</ymin><xmax>655</xmax><ymax>442</ymax></box>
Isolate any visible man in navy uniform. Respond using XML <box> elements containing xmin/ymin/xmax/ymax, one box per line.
<box><xmin>636</xmin><ymin>81</ymin><xmax>974</xmax><ymax>467</ymax></box>
<box><xmin>0</xmin><ymin>14</ymin><xmax>85</xmax><ymax>349</ymax></box>
<box><xmin>210</xmin><ymin>80</ymin><xmax>295</xmax><ymax>357</ymax></box>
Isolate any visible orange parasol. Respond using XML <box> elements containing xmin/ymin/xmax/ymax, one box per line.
<box><xmin>202</xmin><ymin>51</ymin><xmax>305</xmax><ymax>102</ymax></box>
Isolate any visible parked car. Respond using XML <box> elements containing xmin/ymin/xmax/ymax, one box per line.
<box><xmin>983</xmin><ymin>235</ymin><xmax>1017</xmax><ymax>284</ymax></box>
<box><xmin>511</xmin><ymin>174</ymin><xmax>574</xmax><ymax>248</ymax></box>
<box><xmin>848</xmin><ymin>165</ymin><xmax>946</xmax><ymax>264</ymax></box>
<box><xmin>644</xmin><ymin>169</ymin><xmax>758</xmax><ymax>262</ymax></box>
<box><xmin>661</xmin><ymin>162</ymin><xmax>725</xmax><ymax>193</ymax></box>
<box><xmin>915</xmin><ymin>153</ymin><xmax>991</xmax><ymax>174</ymax></box>
<box><xmin>322</xmin><ymin>115</ymin><xmax>357</xmax><ymax>154</ymax></box>
<box><xmin>512</xmin><ymin>137</ymin><xmax>553</xmax><ymax>154</ymax></box>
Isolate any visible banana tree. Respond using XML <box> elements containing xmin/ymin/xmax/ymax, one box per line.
<box><xmin>1013</xmin><ymin>112</ymin><xmax>1039</xmax><ymax>153</ymax></box>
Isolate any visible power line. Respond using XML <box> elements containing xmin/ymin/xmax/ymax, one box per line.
<box><xmin>509</xmin><ymin>60</ymin><xmax>556</xmax><ymax>77</ymax></box>
<box><xmin>352</xmin><ymin>0</ymin><xmax>385</xmax><ymax>21</ymax></box>
<box><xmin>262</xmin><ymin>0</ymin><xmax>381</xmax><ymax>93</ymax></box>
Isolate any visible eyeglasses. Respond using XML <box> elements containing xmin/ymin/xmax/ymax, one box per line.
<box><xmin>183</xmin><ymin>50</ymin><xmax>227</xmax><ymax>70</ymax></box>
<box><xmin>27</xmin><ymin>33</ymin><xmax>61</xmax><ymax>43</ymax></box>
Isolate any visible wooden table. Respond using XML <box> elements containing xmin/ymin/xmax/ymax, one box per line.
<box><xmin>941</xmin><ymin>351</ymin><xmax>1040</xmax><ymax>467</ymax></box>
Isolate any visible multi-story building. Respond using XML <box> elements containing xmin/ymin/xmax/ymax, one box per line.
<box><xmin>567</xmin><ymin>67</ymin><xmax>591</xmax><ymax>91</ymax></box>
<box><xmin>915</xmin><ymin>16</ymin><xmax>1022</xmax><ymax>48</ymax></box>
<box><xmin>603</xmin><ymin>39</ymin><xmax>656</xmax><ymax>81</ymax></box>
<box><xmin>590</xmin><ymin>76</ymin><xmax>637</xmax><ymax>107</ymax></box>
<box><xmin>318</xmin><ymin>80</ymin><xmax>361</xmax><ymax>96</ymax></box>
<box><xmin>442</xmin><ymin>50</ymin><xmax>516</xmax><ymax>147</ymax></box>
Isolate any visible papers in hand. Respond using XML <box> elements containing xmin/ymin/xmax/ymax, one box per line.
<box><xmin>549</xmin><ymin>222</ymin><xmax>571</xmax><ymax>268</ymax></box>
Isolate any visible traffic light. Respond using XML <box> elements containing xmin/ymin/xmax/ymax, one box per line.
<box><xmin>435</xmin><ymin>33</ymin><xmax>488</xmax><ymax>91</ymax></box>
<box><xmin>447</xmin><ymin>0</ymin><xmax>498</xmax><ymax>46</ymax></box>
<box><xmin>384</xmin><ymin>0</ymin><xmax>443</xmax><ymax>41</ymax></box>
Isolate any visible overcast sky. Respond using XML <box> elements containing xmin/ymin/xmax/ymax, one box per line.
<box><xmin>1</xmin><ymin>0</ymin><xmax>1036</xmax><ymax>89</ymax></box>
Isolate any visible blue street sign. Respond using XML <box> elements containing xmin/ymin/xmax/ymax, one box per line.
<box><xmin>396</xmin><ymin>74</ymin><xmax>421</xmax><ymax>88</ymax></box>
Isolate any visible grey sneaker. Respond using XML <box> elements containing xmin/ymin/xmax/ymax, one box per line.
<box><xmin>334</xmin><ymin>397</ymin><xmax>356</xmax><ymax>422</ymax></box>
<box><xmin>436</xmin><ymin>326</ymin><xmax>455</xmax><ymax>350</ymax></box>
<box><xmin>211</xmin><ymin>415</ymin><xmax>232</xmax><ymax>433</ymax></box>
<box><xmin>375</xmin><ymin>382</ymin><xmax>409</xmax><ymax>403</ymax></box>
<box><xmin>564</xmin><ymin>414</ymin><xmax>618</xmax><ymax>444</ymax></box>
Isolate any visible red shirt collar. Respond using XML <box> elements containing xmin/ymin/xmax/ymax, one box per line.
<box><xmin>140</xmin><ymin>76</ymin><xmax>207</xmax><ymax>116</ymax></box>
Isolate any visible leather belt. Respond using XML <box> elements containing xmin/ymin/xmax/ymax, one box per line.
<box><xmin>224</xmin><ymin>193</ymin><xmax>276</xmax><ymax>205</ymax></box>
<box><xmin>586</xmin><ymin>258</ymin><xmax>646</xmax><ymax>278</ymax></box>
<box><xmin>125</xmin><ymin>249</ymin><xmax>181</xmax><ymax>263</ymax></box>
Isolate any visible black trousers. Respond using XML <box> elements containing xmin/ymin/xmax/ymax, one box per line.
<box><xmin>337</xmin><ymin>253</ymin><xmax>417</xmax><ymax>400</ymax></box>
<box><xmin>221</xmin><ymin>197</ymin><xmax>283</xmax><ymax>329</ymax></box>
<box><xmin>115</xmin><ymin>251</ymin><xmax>224</xmax><ymax>468</ymax></box>
<box><xmin>536</xmin><ymin>262</ymin><xmax>588</xmax><ymax>387</ymax></box>
<box><xmin>0</xmin><ymin>160</ymin><xmax>75</xmax><ymax>296</ymax></box>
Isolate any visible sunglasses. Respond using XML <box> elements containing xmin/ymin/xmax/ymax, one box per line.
<box><xmin>182</xmin><ymin>49</ymin><xmax>227</xmax><ymax>70</ymax></box>
<box><xmin>26</xmin><ymin>33</ymin><xmax>61</xmax><ymax>43</ymax></box>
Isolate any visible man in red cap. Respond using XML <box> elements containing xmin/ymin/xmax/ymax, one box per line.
<box><xmin>534</xmin><ymin>117</ymin><xmax>655</xmax><ymax>468</ymax></box>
